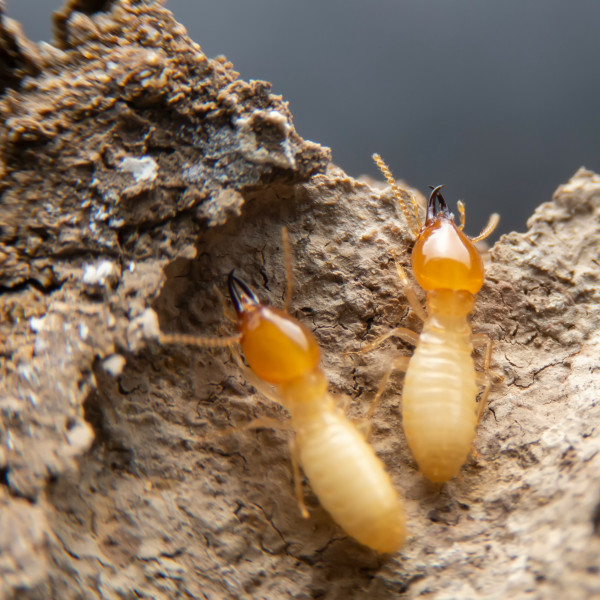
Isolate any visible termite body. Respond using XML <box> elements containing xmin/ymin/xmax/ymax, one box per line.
<box><xmin>229</xmin><ymin>274</ymin><xmax>405</xmax><ymax>551</ymax></box>
<box><xmin>160</xmin><ymin>235</ymin><xmax>406</xmax><ymax>553</ymax></box>
<box><xmin>365</xmin><ymin>156</ymin><xmax>499</xmax><ymax>483</ymax></box>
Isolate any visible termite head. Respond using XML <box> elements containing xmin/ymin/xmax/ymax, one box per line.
<box><xmin>228</xmin><ymin>271</ymin><xmax>320</xmax><ymax>385</ymax></box>
<box><xmin>411</xmin><ymin>186</ymin><xmax>484</xmax><ymax>294</ymax></box>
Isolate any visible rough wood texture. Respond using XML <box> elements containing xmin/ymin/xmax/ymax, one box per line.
<box><xmin>1</xmin><ymin>1</ymin><xmax>599</xmax><ymax>599</ymax></box>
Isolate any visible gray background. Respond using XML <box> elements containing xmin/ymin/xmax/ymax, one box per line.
<box><xmin>8</xmin><ymin>0</ymin><xmax>600</xmax><ymax>238</ymax></box>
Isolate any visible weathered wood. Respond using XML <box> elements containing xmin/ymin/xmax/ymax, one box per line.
<box><xmin>1</xmin><ymin>2</ymin><xmax>599</xmax><ymax>599</ymax></box>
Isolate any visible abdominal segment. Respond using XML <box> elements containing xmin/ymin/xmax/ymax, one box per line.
<box><xmin>298</xmin><ymin>412</ymin><xmax>406</xmax><ymax>552</ymax></box>
<box><xmin>402</xmin><ymin>332</ymin><xmax>478</xmax><ymax>482</ymax></box>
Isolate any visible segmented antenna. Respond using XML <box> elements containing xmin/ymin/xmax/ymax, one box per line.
<box><xmin>159</xmin><ymin>332</ymin><xmax>241</xmax><ymax>348</ymax></box>
<box><xmin>471</xmin><ymin>212</ymin><xmax>500</xmax><ymax>243</ymax></box>
<box><xmin>372</xmin><ymin>153</ymin><xmax>422</xmax><ymax>236</ymax></box>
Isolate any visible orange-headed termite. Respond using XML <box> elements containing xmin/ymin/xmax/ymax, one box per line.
<box><xmin>356</xmin><ymin>155</ymin><xmax>500</xmax><ymax>483</ymax></box>
<box><xmin>159</xmin><ymin>229</ymin><xmax>406</xmax><ymax>552</ymax></box>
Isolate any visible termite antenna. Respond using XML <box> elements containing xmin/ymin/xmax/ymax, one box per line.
<box><xmin>471</xmin><ymin>212</ymin><xmax>500</xmax><ymax>243</ymax></box>
<box><xmin>456</xmin><ymin>200</ymin><xmax>466</xmax><ymax>231</ymax></box>
<box><xmin>426</xmin><ymin>185</ymin><xmax>452</xmax><ymax>222</ymax></box>
<box><xmin>159</xmin><ymin>331</ymin><xmax>241</xmax><ymax>349</ymax></box>
<box><xmin>228</xmin><ymin>271</ymin><xmax>260</xmax><ymax>314</ymax></box>
<box><xmin>373</xmin><ymin>153</ymin><xmax>422</xmax><ymax>236</ymax></box>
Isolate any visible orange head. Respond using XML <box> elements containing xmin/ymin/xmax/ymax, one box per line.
<box><xmin>412</xmin><ymin>186</ymin><xmax>484</xmax><ymax>294</ymax></box>
<box><xmin>228</xmin><ymin>272</ymin><xmax>320</xmax><ymax>385</ymax></box>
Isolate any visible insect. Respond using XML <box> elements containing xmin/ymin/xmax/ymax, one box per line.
<box><xmin>159</xmin><ymin>229</ymin><xmax>406</xmax><ymax>553</ymax></box>
<box><xmin>356</xmin><ymin>155</ymin><xmax>500</xmax><ymax>483</ymax></box>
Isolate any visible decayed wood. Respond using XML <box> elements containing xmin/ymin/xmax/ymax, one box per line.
<box><xmin>1</xmin><ymin>1</ymin><xmax>599</xmax><ymax>599</ymax></box>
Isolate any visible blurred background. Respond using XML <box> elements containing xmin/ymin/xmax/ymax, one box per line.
<box><xmin>7</xmin><ymin>0</ymin><xmax>600</xmax><ymax>237</ymax></box>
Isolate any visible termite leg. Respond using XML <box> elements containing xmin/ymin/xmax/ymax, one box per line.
<box><xmin>201</xmin><ymin>344</ymin><xmax>289</xmax><ymax>434</ymax></box>
<box><xmin>472</xmin><ymin>333</ymin><xmax>492</xmax><ymax>425</ymax></box>
<box><xmin>281</xmin><ymin>227</ymin><xmax>294</xmax><ymax>314</ymax></box>
<box><xmin>229</xmin><ymin>345</ymin><xmax>285</xmax><ymax>406</ymax></box>
<box><xmin>393</xmin><ymin>254</ymin><xmax>427</xmax><ymax>322</ymax></box>
<box><xmin>239</xmin><ymin>416</ymin><xmax>288</xmax><ymax>431</ymax></box>
<box><xmin>472</xmin><ymin>333</ymin><xmax>502</xmax><ymax>423</ymax></box>
<box><xmin>345</xmin><ymin>326</ymin><xmax>419</xmax><ymax>357</ymax></box>
<box><xmin>197</xmin><ymin>416</ymin><xmax>289</xmax><ymax>443</ymax></box>
<box><xmin>472</xmin><ymin>333</ymin><xmax>503</xmax><ymax>381</ymax></box>
<box><xmin>362</xmin><ymin>356</ymin><xmax>410</xmax><ymax>439</ymax></box>
<box><xmin>474</xmin><ymin>371</ymin><xmax>492</xmax><ymax>424</ymax></box>
<box><xmin>289</xmin><ymin>437</ymin><xmax>309</xmax><ymax>518</ymax></box>
<box><xmin>472</xmin><ymin>333</ymin><xmax>492</xmax><ymax>370</ymax></box>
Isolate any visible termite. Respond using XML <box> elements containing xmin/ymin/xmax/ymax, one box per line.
<box><xmin>158</xmin><ymin>229</ymin><xmax>406</xmax><ymax>553</ymax></box>
<box><xmin>356</xmin><ymin>155</ymin><xmax>500</xmax><ymax>483</ymax></box>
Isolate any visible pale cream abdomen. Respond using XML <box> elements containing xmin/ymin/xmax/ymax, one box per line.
<box><xmin>402</xmin><ymin>320</ymin><xmax>478</xmax><ymax>482</ymax></box>
<box><xmin>297</xmin><ymin>410</ymin><xmax>405</xmax><ymax>553</ymax></box>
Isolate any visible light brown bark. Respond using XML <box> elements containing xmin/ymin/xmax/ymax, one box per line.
<box><xmin>1</xmin><ymin>2</ymin><xmax>599</xmax><ymax>599</ymax></box>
